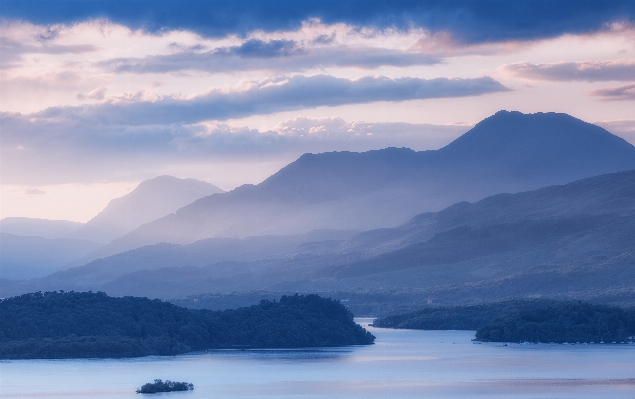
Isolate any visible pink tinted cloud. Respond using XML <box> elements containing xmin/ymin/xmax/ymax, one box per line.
<box><xmin>502</xmin><ymin>60</ymin><xmax>635</xmax><ymax>82</ymax></box>
<box><xmin>589</xmin><ymin>83</ymin><xmax>635</xmax><ymax>100</ymax></box>
<box><xmin>415</xmin><ymin>31</ymin><xmax>529</xmax><ymax>56</ymax></box>
<box><xmin>0</xmin><ymin>37</ymin><xmax>98</xmax><ymax>68</ymax></box>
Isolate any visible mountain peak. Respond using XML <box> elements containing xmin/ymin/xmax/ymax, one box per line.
<box><xmin>77</xmin><ymin>176</ymin><xmax>224</xmax><ymax>243</ymax></box>
<box><xmin>438</xmin><ymin>111</ymin><xmax>635</xmax><ymax>182</ymax></box>
<box><xmin>450</xmin><ymin>110</ymin><xmax>629</xmax><ymax>148</ymax></box>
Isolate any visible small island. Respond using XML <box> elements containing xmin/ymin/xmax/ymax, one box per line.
<box><xmin>373</xmin><ymin>300</ymin><xmax>635</xmax><ymax>344</ymax></box>
<box><xmin>137</xmin><ymin>379</ymin><xmax>193</xmax><ymax>394</ymax></box>
<box><xmin>0</xmin><ymin>291</ymin><xmax>374</xmax><ymax>359</ymax></box>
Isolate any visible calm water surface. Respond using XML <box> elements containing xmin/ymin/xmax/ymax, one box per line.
<box><xmin>1</xmin><ymin>318</ymin><xmax>634</xmax><ymax>398</ymax></box>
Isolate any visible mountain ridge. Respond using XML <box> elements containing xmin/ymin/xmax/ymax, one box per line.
<box><xmin>93</xmin><ymin>111</ymin><xmax>635</xmax><ymax>258</ymax></box>
<box><xmin>3</xmin><ymin>168</ymin><xmax>635</xmax><ymax>304</ymax></box>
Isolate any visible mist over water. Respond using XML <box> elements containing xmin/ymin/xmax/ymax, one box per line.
<box><xmin>1</xmin><ymin>319</ymin><xmax>633</xmax><ymax>398</ymax></box>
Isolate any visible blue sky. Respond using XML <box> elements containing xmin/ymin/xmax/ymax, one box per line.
<box><xmin>2</xmin><ymin>0</ymin><xmax>635</xmax><ymax>221</ymax></box>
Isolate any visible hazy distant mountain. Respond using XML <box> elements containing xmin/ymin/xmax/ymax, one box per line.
<box><xmin>76</xmin><ymin>175</ymin><xmax>223</xmax><ymax>243</ymax></box>
<box><xmin>106</xmin><ymin>169</ymin><xmax>635</xmax><ymax>303</ymax></box>
<box><xmin>97</xmin><ymin>111</ymin><xmax>635</xmax><ymax>256</ymax></box>
<box><xmin>10</xmin><ymin>169</ymin><xmax>635</xmax><ymax>304</ymax></box>
<box><xmin>326</xmin><ymin>170</ymin><xmax>635</xmax><ymax>279</ymax></box>
<box><xmin>0</xmin><ymin>218</ymin><xmax>83</xmax><ymax>239</ymax></box>
<box><xmin>0</xmin><ymin>233</ymin><xmax>102</xmax><ymax>280</ymax></box>
<box><xmin>45</xmin><ymin>229</ymin><xmax>358</xmax><ymax>286</ymax></box>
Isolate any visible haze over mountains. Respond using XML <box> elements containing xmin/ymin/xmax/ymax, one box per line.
<box><xmin>0</xmin><ymin>176</ymin><xmax>223</xmax><ymax>278</ymax></box>
<box><xmin>76</xmin><ymin>175</ymin><xmax>224</xmax><ymax>243</ymax></box>
<box><xmin>0</xmin><ymin>234</ymin><xmax>102</xmax><ymax>280</ymax></box>
<box><xmin>2</xmin><ymin>110</ymin><xmax>635</xmax><ymax>307</ymax></box>
<box><xmin>94</xmin><ymin>111</ymin><xmax>635</xmax><ymax>258</ymax></box>
<box><xmin>0</xmin><ymin>218</ymin><xmax>83</xmax><ymax>239</ymax></box>
<box><xmin>5</xmin><ymin>168</ymin><xmax>634</xmax><ymax>306</ymax></box>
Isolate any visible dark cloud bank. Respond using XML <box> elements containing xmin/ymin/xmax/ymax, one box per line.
<box><xmin>3</xmin><ymin>0</ymin><xmax>634</xmax><ymax>43</ymax></box>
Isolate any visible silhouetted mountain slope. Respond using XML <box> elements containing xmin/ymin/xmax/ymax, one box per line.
<box><xmin>326</xmin><ymin>216</ymin><xmax>608</xmax><ymax>279</ymax></box>
<box><xmin>0</xmin><ymin>218</ymin><xmax>83</xmax><ymax>239</ymax></box>
<box><xmin>81</xmin><ymin>170</ymin><xmax>635</xmax><ymax>302</ymax></box>
<box><xmin>76</xmin><ymin>175</ymin><xmax>223</xmax><ymax>243</ymax></box>
<box><xmin>96</xmin><ymin>111</ymin><xmax>635</xmax><ymax>255</ymax></box>
<box><xmin>335</xmin><ymin>167</ymin><xmax>635</xmax><ymax>257</ymax></box>
<box><xmin>45</xmin><ymin>230</ymin><xmax>357</xmax><ymax>286</ymax></box>
<box><xmin>0</xmin><ymin>234</ymin><xmax>102</xmax><ymax>280</ymax></box>
<box><xmin>304</xmin><ymin>170</ymin><xmax>635</xmax><ymax>303</ymax></box>
<box><xmin>436</xmin><ymin>110</ymin><xmax>635</xmax><ymax>185</ymax></box>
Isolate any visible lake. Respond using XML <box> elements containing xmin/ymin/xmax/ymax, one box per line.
<box><xmin>1</xmin><ymin>318</ymin><xmax>634</xmax><ymax>398</ymax></box>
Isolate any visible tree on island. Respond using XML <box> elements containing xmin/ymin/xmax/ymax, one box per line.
<box><xmin>136</xmin><ymin>379</ymin><xmax>193</xmax><ymax>393</ymax></box>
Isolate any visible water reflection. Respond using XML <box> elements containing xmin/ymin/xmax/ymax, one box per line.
<box><xmin>204</xmin><ymin>347</ymin><xmax>356</xmax><ymax>361</ymax></box>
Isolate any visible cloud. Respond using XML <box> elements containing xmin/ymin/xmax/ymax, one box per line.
<box><xmin>229</xmin><ymin>39</ymin><xmax>303</xmax><ymax>57</ymax></box>
<box><xmin>2</xmin><ymin>0</ymin><xmax>634</xmax><ymax>44</ymax></box>
<box><xmin>0</xmin><ymin>37</ymin><xmax>97</xmax><ymax>68</ymax></box>
<box><xmin>0</xmin><ymin>71</ymin><xmax>109</xmax><ymax>112</ymax></box>
<box><xmin>311</xmin><ymin>33</ymin><xmax>336</xmax><ymax>45</ymax></box>
<box><xmin>502</xmin><ymin>60</ymin><xmax>635</xmax><ymax>82</ymax></box>
<box><xmin>588</xmin><ymin>83</ymin><xmax>635</xmax><ymax>100</ymax></box>
<box><xmin>32</xmin><ymin>74</ymin><xmax>508</xmax><ymax>125</ymax></box>
<box><xmin>77</xmin><ymin>86</ymin><xmax>107</xmax><ymax>101</ymax></box>
<box><xmin>99</xmin><ymin>40</ymin><xmax>440</xmax><ymax>74</ymax></box>
<box><xmin>25</xmin><ymin>188</ymin><xmax>46</xmax><ymax>195</ymax></box>
<box><xmin>415</xmin><ymin>31</ymin><xmax>530</xmax><ymax>56</ymax></box>
<box><xmin>0</xmin><ymin>112</ymin><xmax>469</xmax><ymax>185</ymax></box>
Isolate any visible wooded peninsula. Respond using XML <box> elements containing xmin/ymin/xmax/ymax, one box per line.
<box><xmin>0</xmin><ymin>291</ymin><xmax>374</xmax><ymax>359</ymax></box>
<box><xmin>373</xmin><ymin>301</ymin><xmax>635</xmax><ymax>344</ymax></box>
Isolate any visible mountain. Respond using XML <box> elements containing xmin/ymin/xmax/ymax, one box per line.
<box><xmin>101</xmin><ymin>169</ymin><xmax>635</xmax><ymax>303</ymax></box>
<box><xmin>0</xmin><ymin>218</ymin><xmax>83</xmax><ymax>239</ymax></box>
<box><xmin>44</xmin><ymin>229</ymin><xmax>358</xmax><ymax>286</ymax></box>
<box><xmin>75</xmin><ymin>175</ymin><xmax>223</xmax><ymax>243</ymax></box>
<box><xmin>0</xmin><ymin>233</ymin><xmax>102</xmax><ymax>280</ymax></box>
<box><xmin>313</xmin><ymin>169</ymin><xmax>635</xmax><ymax>300</ymax></box>
<box><xmin>7</xmin><ymin>169</ymin><xmax>635</xmax><ymax>305</ymax></box>
<box><xmin>94</xmin><ymin>111</ymin><xmax>635</xmax><ymax>257</ymax></box>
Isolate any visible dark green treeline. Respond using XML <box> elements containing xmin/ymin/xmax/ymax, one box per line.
<box><xmin>0</xmin><ymin>291</ymin><xmax>374</xmax><ymax>359</ymax></box>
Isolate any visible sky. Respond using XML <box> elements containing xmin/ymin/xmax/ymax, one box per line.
<box><xmin>2</xmin><ymin>0</ymin><xmax>635</xmax><ymax>222</ymax></box>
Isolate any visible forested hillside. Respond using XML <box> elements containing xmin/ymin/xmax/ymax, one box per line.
<box><xmin>476</xmin><ymin>302</ymin><xmax>635</xmax><ymax>343</ymax></box>
<box><xmin>0</xmin><ymin>291</ymin><xmax>374</xmax><ymax>359</ymax></box>
<box><xmin>373</xmin><ymin>301</ymin><xmax>635</xmax><ymax>344</ymax></box>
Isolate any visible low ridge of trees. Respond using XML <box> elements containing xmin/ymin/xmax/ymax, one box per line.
<box><xmin>372</xmin><ymin>300</ymin><xmax>559</xmax><ymax>330</ymax></box>
<box><xmin>0</xmin><ymin>291</ymin><xmax>374</xmax><ymax>359</ymax></box>
<box><xmin>373</xmin><ymin>300</ymin><xmax>635</xmax><ymax>344</ymax></box>
<box><xmin>476</xmin><ymin>302</ymin><xmax>635</xmax><ymax>343</ymax></box>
